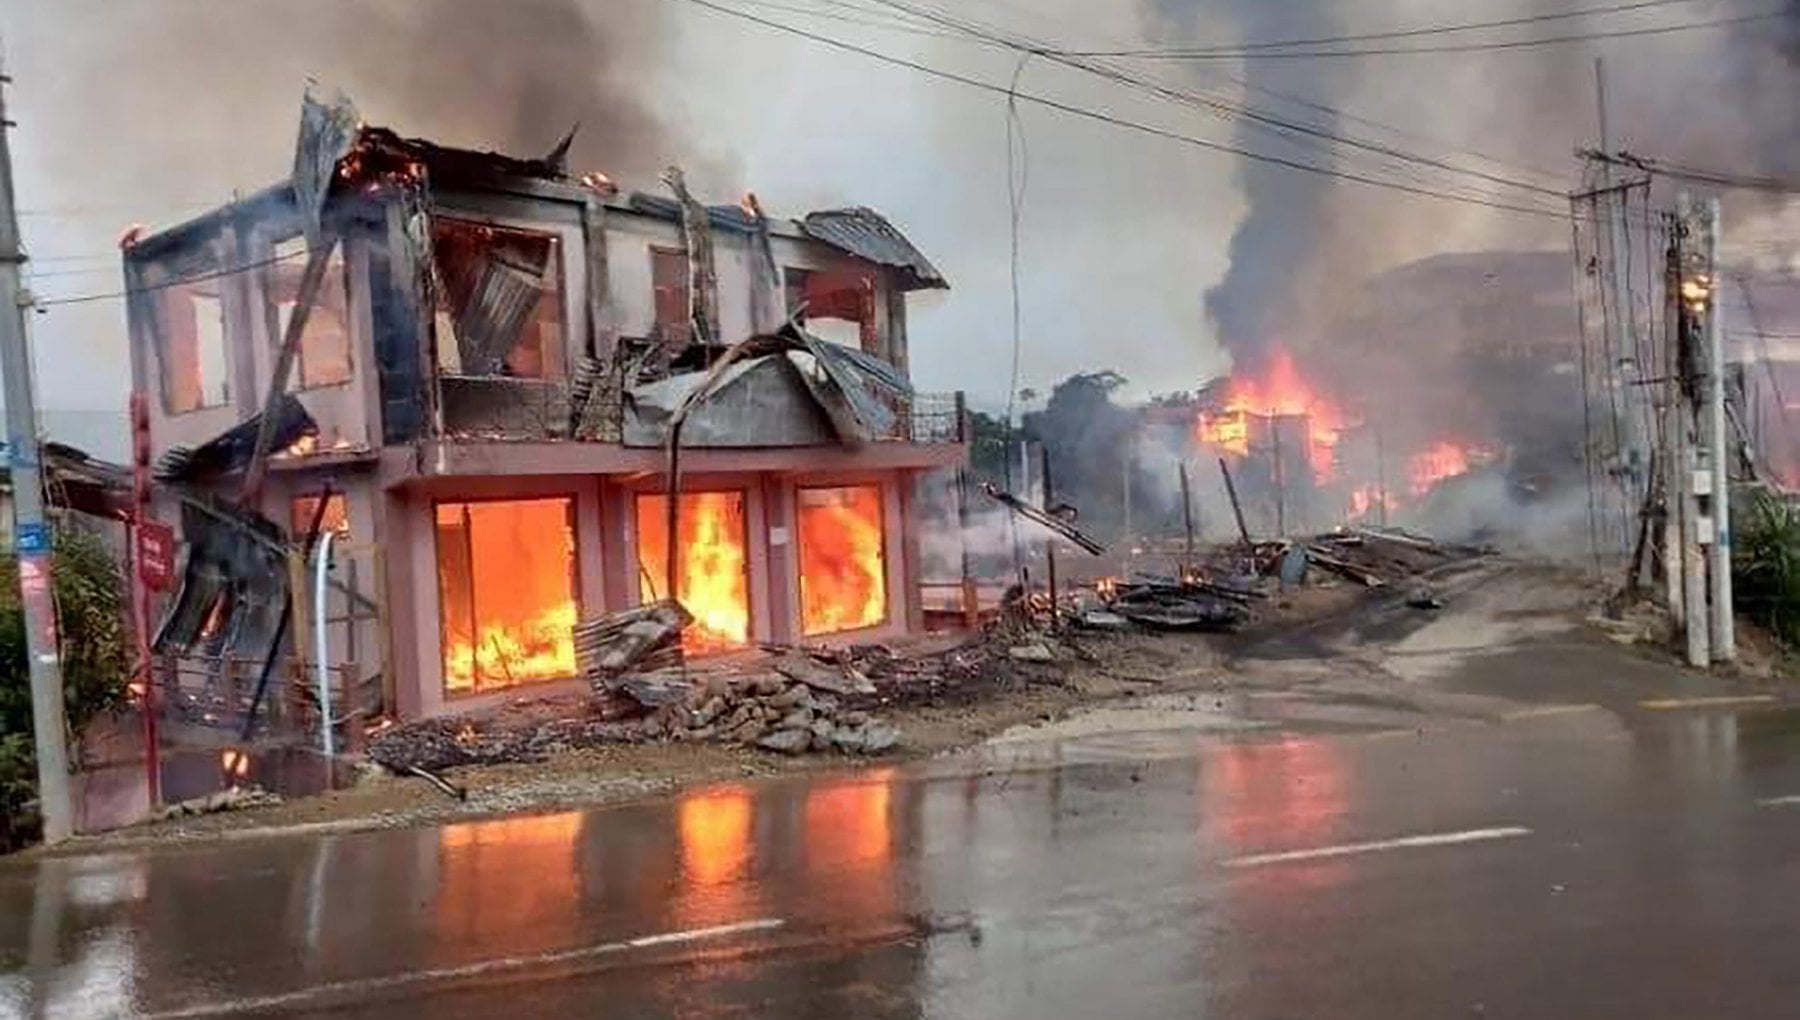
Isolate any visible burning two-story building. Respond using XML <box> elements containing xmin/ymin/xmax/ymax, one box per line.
<box><xmin>129</xmin><ymin>96</ymin><xmax>966</xmax><ymax>725</ymax></box>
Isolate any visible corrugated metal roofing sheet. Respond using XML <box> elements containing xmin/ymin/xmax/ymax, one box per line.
<box><xmin>799</xmin><ymin>207</ymin><xmax>948</xmax><ymax>291</ymax></box>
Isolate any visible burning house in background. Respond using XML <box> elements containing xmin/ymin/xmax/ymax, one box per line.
<box><xmin>130</xmin><ymin>94</ymin><xmax>965</xmax><ymax>723</ymax></box>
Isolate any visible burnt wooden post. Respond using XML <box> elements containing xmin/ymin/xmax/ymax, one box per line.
<box><xmin>1220</xmin><ymin>457</ymin><xmax>1252</xmax><ymax>550</ymax></box>
<box><xmin>1179</xmin><ymin>461</ymin><xmax>1195</xmax><ymax>560</ymax></box>
<box><xmin>956</xmin><ymin>467</ymin><xmax>979</xmax><ymax>629</ymax></box>
<box><xmin>1040</xmin><ymin>443</ymin><xmax>1058</xmax><ymax>620</ymax></box>
<box><xmin>242</xmin><ymin>234</ymin><xmax>339</xmax><ymax>503</ymax></box>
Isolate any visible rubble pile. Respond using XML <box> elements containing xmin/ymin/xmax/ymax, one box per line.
<box><xmin>635</xmin><ymin>664</ymin><xmax>899</xmax><ymax>756</ymax></box>
<box><xmin>367</xmin><ymin>627</ymin><xmax>1058</xmax><ymax>775</ymax></box>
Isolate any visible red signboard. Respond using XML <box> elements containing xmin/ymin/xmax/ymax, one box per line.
<box><xmin>138</xmin><ymin>520</ymin><xmax>176</xmax><ymax>592</ymax></box>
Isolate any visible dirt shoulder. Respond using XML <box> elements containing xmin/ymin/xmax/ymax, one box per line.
<box><xmin>34</xmin><ymin>556</ymin><xmax>1620</xmax><ymax>857</ymax></box>
<box><xmin>36</xmin><ymin>626</ymin><xmax>1240</xmax><ymax>854</ymax></box>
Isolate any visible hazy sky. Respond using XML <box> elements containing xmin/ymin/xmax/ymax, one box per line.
<box><xmin>0</xmin><ymin>0</ymin><xmax>1785</xmax><ymax>421</ymax></box>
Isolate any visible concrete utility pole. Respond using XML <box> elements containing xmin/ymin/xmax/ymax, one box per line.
<box><xmin>1595</xmin><ymin>58</ymin><xmax>1646</xmax><ymax>530</ymax></box>
<box><xmin>0</xmin><ymin>72</ymin><xmax>73</xmax><ymax>843</ymax></box>
<box><xmin>1702</xmin><ymin>197</ymin><xmax>1737</xmax><ymax>662</ymax></box>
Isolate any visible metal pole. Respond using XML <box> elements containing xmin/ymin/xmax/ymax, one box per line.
<box><xmin>314</xmin><ymin>530</ymin><xmax>337</xmax><ymax>758</ymax></box>
<box><xmin>1704</xmin><ymin>197</ymin><xmax>1736</xmax><ymax>661</ymax></box>
<box><xmin>955</xmin><ymin>468</ymin><xmax>978</xmax><ymax>629</ymax></box>
<box><xmin>1375</xmin><ymin>420</ymin><xmax>1389</xmax><ymax>528</ymax></box>
<box><xmin>1272</xmin><ymin>420</ymin><xmax>1286</xmax><ymax>537</ymax></box>
<box><xmin>0</xmin><ymin>71</ymin><xmax>72</xmax><ymax>844</ymax></box>
<box><xmin>1039</xmin><ymin>442</ymin><xmax>1057</xmax><ymax>618</ymax></box>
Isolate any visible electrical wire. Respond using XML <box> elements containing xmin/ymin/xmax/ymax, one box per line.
<box><xmin>1085</xmin><ymin>0</ymin><xmax>1715</xmax><ymax>55</ymax></box>
<box><xmin>35</xmin><ymin>248</ymin><xmax>307</xmax><ymax>308</ymax></box>
<box><xmin>1100</xmin><ymin>10</ymin><xmax>1786</xmax><ymax>60</ymax></box>
<box><xmin>866</xmin><ymin>0</ymin><xmax>1571</xmax><ymax>202</ymax></box>
<box><xmin>674</xmin><ymin>0</ymin><xmax>1582</xmax><ymax>221</ymax></box>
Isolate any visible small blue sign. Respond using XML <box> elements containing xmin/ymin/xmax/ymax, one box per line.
<box><xmin>15</xmin><ymin>522</ymin><xmax>49</xmax><ymax>555</ymax></box>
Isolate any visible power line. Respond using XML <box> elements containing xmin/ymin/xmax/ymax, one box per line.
<box><xmin>1593</xmin><ymin>149</ymin><xmax>1800</xmax><ymax>193</ymax></box>
<box><xmin>920</xmin><ymin>0</ymin><xmax>1573</xmax><ymax>187</ymax></box>
<box><xmin>677</xmin><ymin>0</ymin><xmax>1581</xmax><ymax>220</ymax></box>
<box><xmin>1099</xmin><ymin>11</ymin><xmax>1786</xmax><ymax>60</ymax></box>
<box><xmin>35</xmin><ymin>248</ymin><xmax>306</xmax><ymax>308</ymax></box>
<box><xmin>1081</xmin><ymin>0</ymin><xmax>1715</xmax><ymax>55</ymax></box>
<box><xmin>861</xmin><ymin>0</ymin><xmax>1571</xmax><ymax>201</ymax></box>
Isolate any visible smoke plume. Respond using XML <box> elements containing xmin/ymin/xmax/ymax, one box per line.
<box><xmin>1146</xmin><ymin>0</ymin><xmax>1800</xmax><ymax>376</ymax></box>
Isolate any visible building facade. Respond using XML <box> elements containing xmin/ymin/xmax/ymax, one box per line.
<box><xmin>127</xmin><ymin>120</ymin><xmax>966</xmax><ymax>722</ymax></box>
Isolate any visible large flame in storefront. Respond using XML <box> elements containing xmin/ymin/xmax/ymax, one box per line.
<box><xmin>437</xmin><ymin>499</ymin><xmax>578</xmax><ymax>694</ymax></box>
<box><xmin>638</xmin><ymin>492</ymin><xmax>751</xmax><ymax>652</ymax></box>
<box><xmin>798</xmin><ymin>486</ymin><xmax>887</xmax><ymax>636</ymax></box>
<box><xmin>1196</xmin><ymin>349</ymin><xmax>1346</xmax><ymax>481</ymax></box>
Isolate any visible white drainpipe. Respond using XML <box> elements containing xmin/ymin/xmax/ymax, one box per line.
<box><xmin>313</xmin><ymin>530</ymin><xmax>337</xmax><ymax>759</ymax></box>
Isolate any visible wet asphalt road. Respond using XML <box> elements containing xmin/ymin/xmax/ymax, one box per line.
<box><xmin>7</xmin><ymin>573</ymin><xmax>1800</xmax><ymax>1018</ymax></box>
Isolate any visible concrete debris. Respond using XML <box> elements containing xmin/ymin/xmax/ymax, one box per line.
<box><xmin>1008</xmin><ymin>642</ymin><xmax>1057</xmax><ymax>662</ymax></box>
<box><xmin>756</xmin><ymin>727</ymin><xmax>812</xmax><ymax>754</ymax></box>
<box><xmin>154</xmin><ymin>786</ymin><xmax>283</xmax><ymax>821</ymax></box>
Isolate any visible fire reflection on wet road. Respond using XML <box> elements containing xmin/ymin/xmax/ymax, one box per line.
<box><xmin>6</xmin><ymin>702</ymin><xmax>1800</xmax><ymax>1018</ymax></box>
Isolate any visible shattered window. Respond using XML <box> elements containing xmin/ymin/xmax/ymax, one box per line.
<box><xmin>785</xmin><ymin>266</ymin><xmax>877</xmax><ymax>352</ymax></box>
<box><xmin>435</xmin><ymin>498</ymin><xmax>578</xmax><ymax>695</ymax></box>
<box><xmin>798</xmin><ymin>485</ymin><xmax>888</xmax><ymax>636</ymax></box>
<box><xmin>270</xmin><ymin>238</ymin><xmax>353</xmax><ymax>389</ymax></box>
<box><xmin>431</xmin><ymin>218</ymin><xmax>567</xmax><ymax>380</ymax></box>
<box><xmin>290</xmin><ymin>493</ymin><xmax>350</xmax><ymax>538</ymax></box>
<box><xmin>635</xmin><ymin>491</ymin><xmax>749</xmax><ymax>652</ymax></box>
<box><xmin>650</xmin><ymin>246</ymin><xmax>691</xmax><ymax>346</ymax></box>
<box><xmin>160</xmin><ymin>279</ymin><xmax>230</xmax><ymax>413</ymax></box>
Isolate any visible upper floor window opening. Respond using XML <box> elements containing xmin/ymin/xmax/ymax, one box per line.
<box><xmin>269</xmin><ymin>237</ymin><xmax>353</xmax><ymax>390</ymax></box>
<box><xmin>432</xmin><ymin>217</ymin><xmax>567</xmax><ymax>381</ymax></box>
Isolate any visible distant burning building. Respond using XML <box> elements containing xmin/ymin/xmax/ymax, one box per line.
<box><xmin>128</xmin><ymin>96</ymin><xmax>966</xmax><ymax>720</ymax></box>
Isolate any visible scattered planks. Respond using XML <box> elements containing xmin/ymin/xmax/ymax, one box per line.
<box><xmin>575</xmin><ymin>600</ymin><xmax>693</xmax><ymax>694</ymax></box>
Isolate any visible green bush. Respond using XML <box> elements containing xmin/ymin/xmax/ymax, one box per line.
<box><xmin>1733</xmin><ymin>486</ymin><xmax>1800</xmax><ymax>648</ymax></box>
<box><xmin>0</xmin><ymin>526</ymin><xmax>133</xmax><ymax>851</ymax></box>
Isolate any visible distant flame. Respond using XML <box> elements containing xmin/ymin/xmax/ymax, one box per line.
<box><xmin>1348</xmin><ymin>484</ymin><xmax>1397</xmax><ymax>520</ymax></box>
<box><xmin>221</xmin><ymin>749</ymin><xmax>250</xmax><ymax>784</ymax></box>
<box><xmin>1408</xmin><ymin>441</ymin><xmax>1475</xmax><ymax>496</ymax></box>
<box><xmin>1197</xmin><ymin>350</ymin><xmax>1346</xmax><ymax>481</ymax></box>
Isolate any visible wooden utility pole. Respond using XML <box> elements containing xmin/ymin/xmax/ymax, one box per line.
<box><xmin>955</xmin><ymin>467</ymin><xmax>978</xmax><ymax>629</ymax></box>
<box><xmin>1178</xmin><ymin>461</ymin><xmax>1195</xmax><ymax>559</ymax></box>
<box><xmin>0</xmin><ymin>71</ymin><xmax>73</xmax><ymax>843</ymax></box>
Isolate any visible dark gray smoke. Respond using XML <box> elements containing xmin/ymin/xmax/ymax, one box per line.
<box><xmin>326</xmin><ymin>0</ymin><xmax>688</xmax><ymax>182</ymax></box>
<box><xmin>1145</xmin><ymin>0</ymin><xmax>1800</xmax><ymax>375</ymax></box>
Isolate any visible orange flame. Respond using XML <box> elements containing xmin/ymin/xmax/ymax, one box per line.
<box><xmin>1408</xmin><ymin>441</ymin><xmax>1474</xmax><ymax>496</ymax></box>
<box><xmin>638</xmin><ymin>492</ymin><xmax>751</xmax><ymax>652</ymax></box>
<box><xmin>443</xmin><ymin>604</ymin><xmax>577</xmax><ymax>692</ymax></box>
<box><xmin>799</xmin><ymin>486</ymin><xmax>887</xmax><ymax>636</ymax></box>
<box><xmin>1348</xmin><ymin>484</ymin><xmax>1398</xmax><ymax>520</ymax></box>
<box><xmin>1197</xmin><ymin>350</ymin><xmax>1345</xmax><ymax>481</ymax></box>
<box><xmin>438</xmin><ymin>499</ymin><xmax>579</xmax><ymax>694</ymax></box>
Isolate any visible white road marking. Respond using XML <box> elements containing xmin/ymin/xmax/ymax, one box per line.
<box><xmin>1501</xmin><ymin>704</ymin><xmax>1602</xmax><ymax>722</ymax></box>
<box><xmin>145</xmin><ymin>918</ymin><xmax>786</xmax><ymax>1018</ymax></box>
<box><xmin>1757</xmin><ymin>794</ymin><xmax>1800</xmax><ymax>808</ymax></box>
<box><xmin>1222</xmin><ymin>826</ymin><xmax>1534</xmax><ymax>868</ymax></box>
<box><xmin>1638</xmin><ymin>695</ymin><xmax>1777</xmax><ymax>711</ymax></box>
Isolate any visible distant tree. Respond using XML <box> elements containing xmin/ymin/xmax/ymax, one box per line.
<box><xmin>1021</xmin><ymin>371</ymin><xmax>1141</xmax><ymax>535</ymax></box>
<box><xmin>966</xmin><ymin>409</ymin><xmax>1016</xmax><ymax>483</ymax></box>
